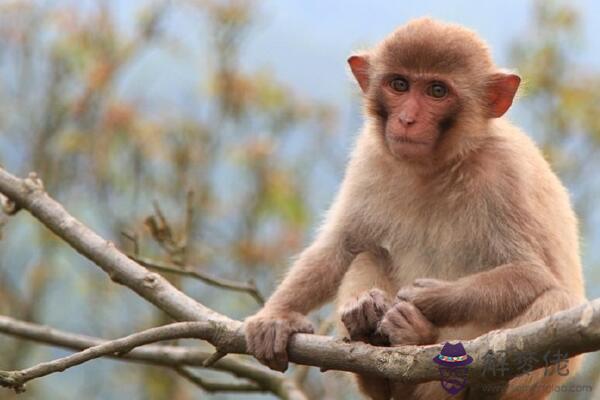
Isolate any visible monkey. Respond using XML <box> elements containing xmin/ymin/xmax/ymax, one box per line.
<box><xmin>244</xmin><ymin>18</ymin><xmax>586</xmax><ymax>400</ymax></box>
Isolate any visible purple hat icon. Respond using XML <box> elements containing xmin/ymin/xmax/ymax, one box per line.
<box><xmin>433</xmin><ymin>342</ymin><xmax>473</xmax><ymax>367</ymax></box>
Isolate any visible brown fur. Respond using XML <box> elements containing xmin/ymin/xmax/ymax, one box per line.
<box><xmin>244</xmin><ymin>18</ymin><xmax>585</xmax><ymax>399</ymax></box>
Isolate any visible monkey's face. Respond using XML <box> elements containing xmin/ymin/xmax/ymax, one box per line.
<box><xmin>348</xmin><ymin>18</ymin><xmax>520</xmax><ymax>163</ymax></box>
<box><xmin>375</xmin><ymin>73</ymin><xmax>460</xmax><ymax>160</ymax></box>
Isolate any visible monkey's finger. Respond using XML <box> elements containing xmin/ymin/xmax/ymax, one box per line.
<box><xmin>244</xmin><ymin>328</ymin><xmax>256</xmax><ymax>354</ymax></box>
<box><xmin>379</xmin><ymin>311</ymin><xmax>402</xmax><ymax>334</ymax></box>
<box><xmin>341</xmin><ymin>311</ymin><xmax>364</xmax><ymax>339</ymax></box>
<box><xmin>397</xmin><ymin>301</ymin><xmax>421</xmax><ymax>322</ymax></box>
<box><xmin>270</xmin><ymin>358</ymin><xmax>288</xmax><ymax>372</ymax></box>
<box><xmin>259</xmin><ymin>323</ymin><xmax>277</xmax><ymax>363</ymax></box>
<box><xmin>368</xmin><ymin>288</ymin><xmax>388</xmax><ymax>303</ymax></box>
<box><xmin>413</xmin><ymin>278</ymin><xmax>445</xmax><ymax>288</ymax></box>
<box><xmin>293</xmin><ymin>317</ymin><xmax>315</xmax><ymax>334</ymax></box>
<box><xmin>356</xmin><ymin>297</ymin><xmax>372</xmax><ymax>331</ymax></box>
<box><xmin>272</xmin><ymin>322</ymin><xmax>290</xmax><ymax>372</ymax></box>
<box><xmin>248</xmin><ymin>323</ymin><xmax>267</xmax><ymax>359</ymax></box>
<box><xmin>369</xmin><ymin>289</ymin><xmax>391</xmax><ymax>317</ymax></box>
<box><xmin>350</xmin><ymin>302</ymin><xmax>368</xmax><ymax>332</ymax></box>
<box><xmin>398</xmin><ymin>302</ymin><xmax>432</xmax><ymax>330</ymax></box>
<box><xmin>396</xmin><ymin>286</ymin><xmax>420</xmax><ymax>302</ymax></box>
<box><xmin>341</xmin><ymin>297</ymin><xmax>360</xmax><ymax>317</ymax></box>
<box><xmin>395</xmin><ymin>301</ymin><xmax>439</xmax><ymax>344</ymax></box>
<box><xmin>363</xmin><ymin>298</ymin><xmax>382</xmax><ymax>329</ymax></box>
<box><xmin>384</xmin><ymin>303</ymin><xmax>412</xmax><ymax>328</ymax></box>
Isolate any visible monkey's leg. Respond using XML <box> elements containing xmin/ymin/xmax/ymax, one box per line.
<box><xmin>402</xmin><ymin>263</ymin><xmax>564</xmax><ymax>329</ymax></box>
<box><xmin>402</xmin><ymin>264</ymin><xmax>584</xmax><ymax>400</ymax></box>
<box><xmin>493</xmin><ymin>288</ymin><xmax>582</xmax><ymax>400</ymax></box>
<box><xmin>377</xmin><ymin>301</ymin><xmax>439</xmax><ymax>400</ymax></box>
<box><xmin>406</xmin><ymin>289</ymin><xmax>581</xmax><ymax>400</ymax></box>
<box><xmin>337</xmin><ymin>251</ymin><xmax>397</xmax><ymax>400</ymax></box>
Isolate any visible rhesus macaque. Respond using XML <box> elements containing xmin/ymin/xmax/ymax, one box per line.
<box><xmin>245</xmin><ymin>18</ymin><xmax>585</xmax><ymax>400</ymax></box>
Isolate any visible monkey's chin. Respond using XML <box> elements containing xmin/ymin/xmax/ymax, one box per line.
<box><xmin>385</xmin><ymin>138</ymin><xmax>433</xmax><ymax>160</ymax></box>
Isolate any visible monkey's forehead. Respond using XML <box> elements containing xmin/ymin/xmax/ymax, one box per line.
<box><xmin>375</xmin><ymin>18</ymin><xmax>494</xmax><ymax>75</ymax></box>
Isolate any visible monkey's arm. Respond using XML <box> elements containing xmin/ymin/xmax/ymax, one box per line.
<box><xmin>245</xmin><ymin>221</ymin><xmax>364</xmax><ymax>371</ymax></box>
<box><xmin>266</xmin><ymin>234</ymin><xmax>358</xmax><ymax>315</ymax></box>
<box><xmin>400</xmin><ymin>262</ymin><xmax>561</xmax><ymax>327</ymax></box>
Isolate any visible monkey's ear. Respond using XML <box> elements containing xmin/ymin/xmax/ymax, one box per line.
<box><xmin>486</xmin><ymin>73</ymin><xmax>521</xmax><ymax>118</ymax></box>
<box><xmin>348</xmin><ymin>55</ymin><xmax>370</xmax><ymax>93</ymax></box>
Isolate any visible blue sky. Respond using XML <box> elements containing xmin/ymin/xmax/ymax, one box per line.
<box><xmin>111</xmin><ymin>0</ymin><xmax>600</xmax><ymax>290</ymax></box>
<box><xmin>243</xmin><ymin>0</ymin><xmax>600</xmax><ymax>103</ymax></box>
<box><xmin>116</xmin><ymin>0</ymin><xmax>600</xmax><ymax>112</ymax></box>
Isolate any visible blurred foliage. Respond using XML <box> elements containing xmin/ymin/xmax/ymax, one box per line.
<box><xmin>0</xmin><ymin>0</ymin><xmax>338</xmax><ymax>398</ymax></box>
<box><xmin>0</xmin><ymin>0</ymin><xmax>597</xmax><ymax>399</ymax></box>
<box><xmin>511</xmin><ymin>2</ymin><xmax>600</xmax><ymax>399</ymax></box>
<box><xmin>511</xmin><ymin>0</ymin><xmax>600</xmax><ymax>218</ymax></box>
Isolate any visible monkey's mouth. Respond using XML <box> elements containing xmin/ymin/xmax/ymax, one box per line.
<box><xmin>385</xmin><ymin>134</ymin><xmax>434</xmax><ymax>159</ymax></box>
<box><xmin>386</xmin><ymin>134</ymin><xmax>431</xmax><ymax>146</ymax></box>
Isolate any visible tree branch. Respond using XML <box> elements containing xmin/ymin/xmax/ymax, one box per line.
<box><xmin>1</xmin><ymin>167</ymin><xmax>600</xmax><ymax>395</ymax></box>
<box><xmin>0</xmin><ymin>316</ymin><xmax>304</xmax><ymax>399</ymax></box>
<box><xmin>0</xmin><ymin>170</ymin><xmax>224</xmax><ymax>324</ymax></box>
<box><xmin>0</xmin><ymin>321</ymin><xmax>214</xmax><ymax>391</ymax></box>
<box><xmin>128</xmin><ymin>254</ymin><xmax>264</xmax><ymax>304</ymax></box>
<box><xmin>2</xmin><ymin>297</ymin><xmax>600</xmax><ymax>392</ymax></box>
<box><xmin>175</xmin><ymin>367</ymin><xmax>262</xmax><ymax>393</ymax></box>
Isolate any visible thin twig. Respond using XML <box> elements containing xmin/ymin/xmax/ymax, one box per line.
<box><xmin>175</xmin><ymin>367</ymin><xmax>262</xmax><ymax>392</ymax></box>
<box><xmin>202</xmin><ymin>349</ymin><xmax>228</xmax><ymax>367</ymax></box>
<box><xmin>129</xmin><ymin>254</ymin><xmax>264</xmax><ymax>304</ymax></box>
<box><xmin>2</xmin><ymin>167</ymin><xmax>600</xmax><ymax>397</ymax></box>
<box><xmin>152</xmin><ymin>200</ymin><xmax>169</xmax><ymax>233</ymax></box>
<box><xmin>145</xmin><ymin>200</ymin><xmax>179</xmax><ymax>255</ymax></box>
<box><xmin>121</xmin><ymin>230</ymin><xmax>140</xmax><ymax>256</ymax></box>
<box><xmin>0</xmin><ymin>315</ymin><xmax>303</xmax><ymax>399</ymax></box>
<box><xmin>181</xmin><ymin>189</ymin><xmax>195</xmax><ymax>264</ymax></box>
<box><xmin>0</xmin><ymin>168</ymin><xmax>220</xmax><ymax>322</ymax></box>
<box><xmin>0</xmin><ymin>322</ymin><xmax>212</xmax><ymax>392</ymax></box>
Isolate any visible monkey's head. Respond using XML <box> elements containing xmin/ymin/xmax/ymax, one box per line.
<box><xmin>349</xmin><ymin>18</ymin><xmax>520</xmax><ymax>163</ymax></box>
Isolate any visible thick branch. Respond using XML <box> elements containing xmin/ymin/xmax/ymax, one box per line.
<box><xmin>0</xmin><ymin>170</ymin><xmax>225</xmax><ymax>324</ymax></box>
<box><xmin>2</xmin><ymin>299</ymin><xmax>600</xmax><ymax>391</ymax></box>
<box><xmin>1</xmin><ymin>167</ymin><xmax>600</xmax><ymax>391</ymax></box>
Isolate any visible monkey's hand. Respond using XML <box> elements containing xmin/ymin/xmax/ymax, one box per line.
<box><xmin>378</xmin><ymin>300</ymin><xmax>439</xmax><ymax>346</ymax></box>
<box><xmin>340</xmin><ymin>289</ymin><xmax>391</xmax><ymax>344</ymax></box>
<box><xmin>395</xmin><ymin>278</ymin><xmax>452</xmax><ymax>326</ymax></box>
<box><xmin>244</xmin><ymin>310</ymin><xmax>314</xmax><ymax>372</ymax></box>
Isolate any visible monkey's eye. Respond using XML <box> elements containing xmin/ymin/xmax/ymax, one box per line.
<box><xmin>427</xmin><ymin>82</ymin><xmax>448</xmax><ymax>98</ymax></box>
<box><xmin>389</xmin><ymin>77</ymin><xmax>409</xmax><ymax>92</ymax></box>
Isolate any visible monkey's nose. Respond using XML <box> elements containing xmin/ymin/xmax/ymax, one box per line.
<box><xmin>399</xmin><ymin>115</ymin><xmax>416</xmax><ymax>126</ymax></box>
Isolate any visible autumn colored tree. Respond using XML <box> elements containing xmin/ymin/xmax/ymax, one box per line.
<box><xmin>0</xmin><ymin>1</ymin><xmax>598</xmax><ymax>399</ymax></box>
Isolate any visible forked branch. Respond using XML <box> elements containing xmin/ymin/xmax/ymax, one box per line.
<box><xmin>0</xmin><ymin>167</ymin><xmax>599</xmax><ymax>397</ymax></box>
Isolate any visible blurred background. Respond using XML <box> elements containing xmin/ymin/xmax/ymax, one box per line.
<box><xmin>0</xmin><ymin>0</ymin><xmax>599</xmax><ymax>399</ymax></box>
